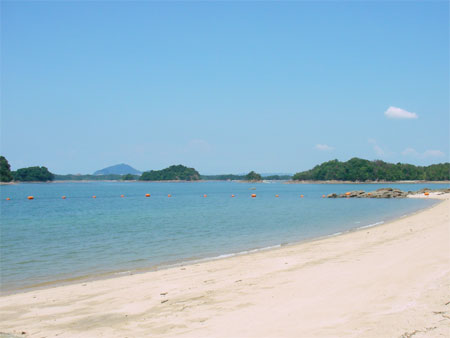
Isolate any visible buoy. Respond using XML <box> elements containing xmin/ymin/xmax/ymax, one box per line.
<box><xmin>203</xmin><ymin>194</ymin><xmax>207</xmax><ymax>198</ymax></box>
<box><xmin>168</xmin><ymin>194</ymin><xmax>172</xmax><ymax>197</ymax></box>
<box><xmin>145</xmin><ymin>193</ymin><xmax>150</xmax><ymax>197</ymax></box>
<box><xmin>424</xmin><ymin>192</ymin><xmax>430</xmax><ymax>196</ymax></box>
<box><xmin>27</xmin><ymin>196</ymin><xmax>34</xmax><ymax>200</ymax></box>
<box><xmin>275</xmin><ymin>194</ymin><xmax>279</xmax><ymax>198</ymax></box>
<box><xmin>92</xmin><ymin>195</ymin><xmax>96</xmax><ymax>199</ymax></box>
<box><xmin>367</xmin><ymin>193</ymin><xmax>371</xmax><ymax>196</ymax></box>
<box><xmin>62</xmin><ymin>196</ymin><xmax>66</xmax><ymax>199</ymax></box>
<box><xmin>6</xmin><ymin>197</ymin><xmax>10</xmax><ymax>201</ymax></box>
<box><xmin>251</xmin><ymin>194</ymin><xmax>256</xmax><ymax>198</ymax></box>
<box><xmin>345</xmin><ymin>192</ymin><xmax>351</xmax><ymax>196</ymax></box>
<box><xmin>231</xmin><ymin>194</ymin><xmax>235</xmax><ymax>197</ymax></box>
<box><xmin>322</xmin><ymin>194</ymin><xmax>325</xmax><ymax>198</ymax></box>
<box><xmin>120</xmin><ymin>195</ymin><xmax>124</xmax><ymax>198</ymax></box>
<box><xmin>300</xmin><ymin>195</ymin><xmax>304</xmax><ymax>198</ymax></box>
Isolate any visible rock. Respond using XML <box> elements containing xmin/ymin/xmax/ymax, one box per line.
<box><xmin>328</xmin><ymin>187</ymin><xmax>412</xmax><ymax>199</ymax></box>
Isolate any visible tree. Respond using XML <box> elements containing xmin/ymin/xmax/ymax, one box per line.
<box><xmin>292</xmin><ymin>158</ymin><xmax>450</xmax><ymax>181</ymax></box>
<box><xmin>0</xmin><ymin>156</ymin><xmax>13</xmax><ymax>182</ymax></box>
<box><xmin>122</xmin><ymin>174</ymin><xmax>137</xmax><ymax>180</ymax></box>
<box><xmin>13</xmin><ymin>166</ymin><xmax>55</xmax><ymax>182</ymax></box>
<box><xmin>140</xmin><ymin>165</ymin><xmax>200</xmax><ymax>181</ymax></box>
<box><xmin>245</xmin><ymin>171</ymin><xmax>262</xmax><ymax>181</ymax></box>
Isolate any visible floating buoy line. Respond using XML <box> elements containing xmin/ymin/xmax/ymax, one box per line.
<box><xmin>2</xmin><ymin>193</ymin><xmax>323</xmax><ymax>201</ymax></box>
<box><xmin>6</xmin><ymin>191</ymin><xmax>431</xmax><ymax>201</ymax></box>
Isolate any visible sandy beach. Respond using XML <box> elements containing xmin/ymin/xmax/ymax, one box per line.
<box><xmin>1</xmin><ymin>194</ymin><xmax>449</xmax><ymax>338</ymax></box>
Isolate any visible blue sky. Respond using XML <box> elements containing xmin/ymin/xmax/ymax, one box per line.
<box><xmin>1</xmin><ymin>1</ymin><xmax>448</xmax><ymax>174</ymax></box>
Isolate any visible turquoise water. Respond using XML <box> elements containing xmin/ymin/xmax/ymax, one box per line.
<box><xmin>0</xmin><ymin>181</ymin><xmax>447</xmax><ymax>293</ymax></box>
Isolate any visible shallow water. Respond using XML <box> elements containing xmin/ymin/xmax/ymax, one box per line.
<box><xmin>0</xmin><ymin>181</ymin><xmax>447</xmax><ymax>292</ymax></box>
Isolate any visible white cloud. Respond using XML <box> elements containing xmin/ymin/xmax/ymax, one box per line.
<box><xmin>422</xmin><ymin>150</ymin><xmax>445</xmax><ymax>158</ymax></box>
<box><xmin>384</xmin><ymin>106</ymin><xmax>418</xmax><ymax>119</ymax></box>
<box><xmin>402</xmin><ymin>148</ymin><xmax>445</xmax><ymax>158</ymax></box>
<box><xmin>315</xmin><ymin>144</ymin><xmax>334</xmax><ymax>151</ymax></box>
<box><xmin>401</xmin><ymin>147</ymin><xmax>418</xmax><ymax>156</ymax></box>
<box><xmin>368</xmin><ymin>139</ymin><xmax>385</xmax><ymax>156</ymax></box>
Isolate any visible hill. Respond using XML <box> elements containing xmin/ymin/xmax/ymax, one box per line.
<box><xmin>13</xmin><ymin>166</ymin><xmax>55</xmax><ymax>182</ymax></box>
<box><xmin>292</xmin><ymin>158</ymin><xmax>450</xmax><ymax>182</ymax></box>
<box><xmin>94</xmin><ymin>163</ymin><xmax>141</xmax><ymax>176</ymax></box>
<box><xmin>140</xmin><ymin>165</ymin><xmax>200</xmax><ymax>181</ymax></box>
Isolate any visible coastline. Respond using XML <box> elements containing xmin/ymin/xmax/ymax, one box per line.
<box><xmin>4</xmin><ymin>179</ymin><xmax>450</xmax><ymax>184</ymax></box>
<box><xmin>1</xmin><ymin>194</ymin><xmax>441</xmax><ymax>296</ymax></box>
<box><xmin>285</xmin><ymin>180</ymin><xmax>450</xmax><ymax>184</ymax></box>
<box><xmin>1</xmin><ymin>194</ymin><xmax>449</xmax><ymax>337</ymax></box>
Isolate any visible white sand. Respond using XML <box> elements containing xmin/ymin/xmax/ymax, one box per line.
<box><xmin>1</xmin><ymin>194</ymin><xmax>449</xmax><ymax>337</ymax></box>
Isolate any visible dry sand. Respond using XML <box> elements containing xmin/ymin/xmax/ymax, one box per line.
<box><xmin>1</xmin><ymin>194</ymin><xmax>449</xmax><ymax>338</ymax></box>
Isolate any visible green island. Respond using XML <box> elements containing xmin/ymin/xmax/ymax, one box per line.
<box><xmin>1</xmin><ymin>157</ymin><xmax>55</xmax><ymax>182</ymax></box>
<box><xmin>14</xmin><ymin>166</ymin><xmax>54</xmax><ymax>182</ymax></box>
<box><xmin>245</xmin><ymin>171</ymin><xmax>262</xmax><ymax>181</ymax></box>
<box><xmin>140</xmin><ymin>165</ymin><xmax>200</xmax><ymax>181</ymax></box>
<box><xmin>1</xmin><ymin>155</ymin><xmax>449</xmax><ymax>183</ymax></box>
<box><xmin>292</xmin><ymin>158</ymin><xmax>450</xmax><ymax>182</ymax></box>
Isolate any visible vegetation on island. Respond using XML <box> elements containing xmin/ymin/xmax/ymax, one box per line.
<box><xmin>292</xmin><ymin>158</ymin><xmax>450</xmax><ymax>182</ymax></box>
<box><xmin>54</xmin><ymin>174</ymin><xmax>124</xmax><ymax>181</ymax></box>
<box><xmin>122</xmin><ymin>174</ymin><xmax>139</xmax><ymax>180</ymax></box>
<box><xmin>245</xmin><ymin>171</ymin><xmax>262</xmax><ymax>181</ymax></box>
<box><xmin>2</xmin><ymin>154</ymin><xmax>448</xmax><ymax>184</ymax></box>
<box><xmin>13</xmin><ymin>166</ymin><xmax>55</xmax><ymax>182</ymax></box>
<box><xmin>0</xmin><ymin>156</ymin><xmax>13</xmax><ymax>182</ymax></box>
<box><xmin>200</xmin><ymin>173</ymin><xmax>291</xmax><ymax>181</ymax></box>
<box><xmin>200</xmin><ymin>174</ymin><xmax>245</xmax><ymax>180</ymax></box>
<box><xmin>140</xmin><ymin>165</ymin><xmax>200</xmax><ymax>181</ymax></box>
<box><xmin>263</xmin><ymin>175</ymin><xmax>292</xmax><ymax>180</ymax></box>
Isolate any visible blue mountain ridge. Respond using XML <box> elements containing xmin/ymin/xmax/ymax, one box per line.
<box><xmin>93</xmin><ymin>163</ymin><xmax>142</xmax><ymax>176</ymax></box>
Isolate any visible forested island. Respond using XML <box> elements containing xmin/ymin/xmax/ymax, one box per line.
<box><xmin>140</xmin><ymin>165</ymin><xmax>200</xmax><ymax>181</ymax></box>
<box><xmin>1</xmin><ymin>157</ymin><xmax>55</xmax><ymax>182</ymax></box>
<box><xmin>1</xmin><ymin>155</ymin><xmax>449</xmax><ymax>183</ymax></box>
<box><xmin>292</xmin><ymin>158</ymin><xmax>450</xmax><ymax>182</ymax></box>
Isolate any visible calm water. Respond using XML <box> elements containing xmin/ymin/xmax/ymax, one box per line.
<box><xmin>1</xmin><ymin>181</ymin><xmax>447</xmax><ymax>293</ymax></box>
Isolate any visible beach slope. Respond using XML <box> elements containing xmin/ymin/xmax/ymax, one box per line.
<box><xmin>1</xmin><ymin>195</ymin><xmax>449</xmax><ymax>337</ymax></box>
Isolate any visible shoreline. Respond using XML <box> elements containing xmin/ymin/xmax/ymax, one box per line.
<box><xmin>285</xmin><ymin>179</ymin><xmax>450</xmax><ymax>184</ymax></box>
<box><xmin>1</xmin><ymin>194</ymin><xmax>449</xmax><ymax>337</ymax></box>
<box><xmin>1</xmin><ymin>196</ymin><xmax>442</xmax><ymax>296</ymax></box>
<box><xmin>3</xmin><ymin>180</ymin><xmax>450</xmax><ymax>184</ymax></box>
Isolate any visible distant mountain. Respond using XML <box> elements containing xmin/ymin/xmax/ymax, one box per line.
<box><xmin>94</xmin><ymin>163</ymin><xmax>141</xmax><ymax>176</ymax></box>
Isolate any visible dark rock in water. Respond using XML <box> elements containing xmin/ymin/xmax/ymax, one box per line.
<box><xmin>327</xmin><ymin>187</ymin><xmax>449</xmax><ymax>199</ymax></box>
<box><xmin>376</xmin><ymin>187</ymin><xmax>393</xmax><ymax>192</ymax></box>
<box><xmin>329</xmin><ymin>188</ymin><xmax>408</xmax><ymax>199</ymax></box>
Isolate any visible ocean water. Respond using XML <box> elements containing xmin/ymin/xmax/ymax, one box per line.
<box><xmin>0</xmin><ymin>181</ymin><xmax>447</xmax><ymax>293</ymax></box>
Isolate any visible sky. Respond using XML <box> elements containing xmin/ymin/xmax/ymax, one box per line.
<box><xmin>1</xmin><ymin>1</ymin><xmax>449</xmax><ymax>175</ymax></box>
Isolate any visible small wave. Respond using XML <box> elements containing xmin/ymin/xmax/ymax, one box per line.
<box><xmin>205</xmin><ymin>244</ymin><xmax>282</xmax><ymax>261</ymax></box>
<box><xmin>162</xmin><ymin>244</ymin><xmax>283</xmax><ymax>269</ymax></box>
<box><xmin>358</xmin><ymin>221</ymin><xmax>384</xmax><ymax>229</ymax></box>
<box><xmin>114</xmin><ymin>271</ymin><xmax>133</xmax><ymax>276</ymax></box>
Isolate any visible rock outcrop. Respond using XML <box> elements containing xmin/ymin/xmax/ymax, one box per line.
<box><xmin>327</xmin><ymin>187</ymin><xmax>450</xmax><ymax>199</ymax></box>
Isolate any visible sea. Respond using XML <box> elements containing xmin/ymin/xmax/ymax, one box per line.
<box><xmin>1</xmin><ymin>181</ymin><xmax>448</xmax><ymax>293</ymax></box>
